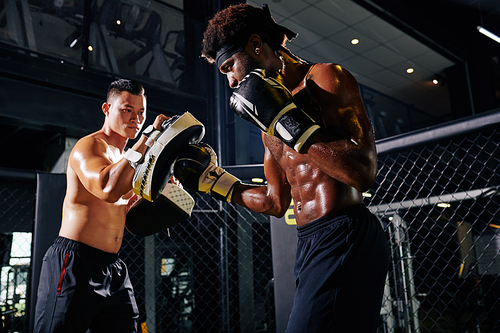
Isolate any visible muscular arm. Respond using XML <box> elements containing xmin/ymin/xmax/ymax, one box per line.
<box><xmin>70</xmin><ymin>114</ymin><xmax>168</xmax><ymax>203</ymax></box>
<box><xmin>301</xmin><ymin>64</ymin><xmax>377</xmax><ymax>192</ymax></box>
<box><xmin>69</xmin><ymin>136</ymin><xmax>141</xmax><ymax>203</ymax></box>
<box><xmin>231</xmin><ymin>139</ymin><xmax>291</xmax><ymax>217</ymax></box>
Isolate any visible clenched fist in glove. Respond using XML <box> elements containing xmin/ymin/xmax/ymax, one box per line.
<box><xmin>230</xmin><ymin>68</ymin><xmax>321</xmax><ymax>153</ymax></box>
<box><xmin>173</xmin><ymin>143</ymin><xmax>240</xmax><ymax>202</ymax></box>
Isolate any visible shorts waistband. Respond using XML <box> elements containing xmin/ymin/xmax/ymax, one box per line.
<box><xmin>297</xmin><ymin>204</ymin><xmax>370</xmax><ymax>238</ymax></box>
<box><xmin>53</xmin><ymin>236</ymin><xmax>119</xmax><ymax>262</ymax></box>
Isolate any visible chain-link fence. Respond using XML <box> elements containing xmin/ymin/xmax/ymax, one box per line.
<box><xmin>369</xmin><ymin>110</ymin><xmax>500</xmax><ymax>333</ymax></box>
<box><xmin>121</xmin><ymin>196</ymin><xmax>275</xmax><ymax>333</ymax></box>
<box><xmin>0</xmin><ymin>171</ymin><xmax>36</xmax><ymax>332</ymax></box>
<box><xmin>0</xmin><ymin>110</ymin><xmax>499</xmax><ymax>332</ymax></box>
<box><xmin>118</xmin><ymin>111</ymin><xmax>500</xmax><ymax>333</ymax></box>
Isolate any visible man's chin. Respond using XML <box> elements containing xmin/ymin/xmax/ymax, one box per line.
<box><xmin>126</xmin><ymin>129</ymin><xmax>140</xmax><ymax>139</ymax></box>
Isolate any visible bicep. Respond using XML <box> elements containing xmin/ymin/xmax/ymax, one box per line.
<box><xmin>311</xmin><ymin>64</ymin><xmax>375</xmax><ymax>146</ymax></box>
<box><xmin>307</xmin><ymin>65</ymin><xmax>377</xmax><ymax>190</ymax></box>
<box><xmin>69</xmin><ymin>139</ymin><xmax>113</xmax><ymax>197</ymax></box>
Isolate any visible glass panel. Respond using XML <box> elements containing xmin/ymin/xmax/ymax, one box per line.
<box><xmin>88</xmin><ymin>0</ymin><xmax>185</xmax><ymax>89</ymax></box>
<box><xmin>0</xmin><ymin>0</ymin><xmax>196</xmax><ymax>93</ymax></box>
<box><xmin>360</xmin><ymin>84</ymin><xmax>450</xmax><ymax>140</ymax></box>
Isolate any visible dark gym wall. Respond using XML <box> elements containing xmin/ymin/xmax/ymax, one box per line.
<box><xmin>270</xmin><ymin>216</ymin><xmax>298</xmax><ymax>333</ymax></box>
<box><xmin>29</xmin><ymin>173</ymin><xmax>66</xmax><ymax>332</ymax></box>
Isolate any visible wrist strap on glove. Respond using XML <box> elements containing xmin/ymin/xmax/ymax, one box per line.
<box><xmin>124</xmin><ymin>149</ymin><xmax>143</xmax><ymax>169</ymax></box>
<box><xmin>210</xmin><ymin>169</ymin><xmax>240</xmax><ymax>202</ymax></box>
<box><xmin>173</xmin><ymin>143</ymin><xmax>240</xmax><ymax>202</ymax></box>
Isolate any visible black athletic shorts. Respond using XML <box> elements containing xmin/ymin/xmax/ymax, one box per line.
<box><xmin>34</xmin><ymin>236</ymin><xmax>139</xmax><ymax>333</ymax></box>
<box><xmin>286</xmin><ymin>204</ymin><xmax>390</xmax><ymax>333</ymax></box>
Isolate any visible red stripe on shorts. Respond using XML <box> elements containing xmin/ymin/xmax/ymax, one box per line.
<box><xmin>57</xmin><ymin>253</ymin><xmax>69</xmax><ymax>295</ymax></box>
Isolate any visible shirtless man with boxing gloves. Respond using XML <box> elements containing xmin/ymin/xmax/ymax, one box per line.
<box><xmin>34</xmin><ymin>79</ymin><xmax>202</xmax><ymax>332</ymax></box>
<box><xmin>174</xmin><ymin>4</ymin><xmax>389</xmax><ymax>332</ymax></box>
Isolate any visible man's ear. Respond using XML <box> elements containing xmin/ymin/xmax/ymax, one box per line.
<box><xmin>247</xmin><ymin>34</ymin><xmax>263</xmax><ymax>52</ymax></box>
<box><xmin>102</xmin><ymin>102</ymin><xmax>110</xmax><ymax>116</ymax></box>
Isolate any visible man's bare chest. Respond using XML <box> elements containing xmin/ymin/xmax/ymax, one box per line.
<box><xmin>265</xmin><ymin>136</ymin><xmax>311</xmax><ymax>172</ymax></box>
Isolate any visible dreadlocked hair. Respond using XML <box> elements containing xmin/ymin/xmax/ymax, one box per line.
<box><xmin>201</xmin><ymin>3</ymin><xmax>295</xmax><ymax>63</ymax></box>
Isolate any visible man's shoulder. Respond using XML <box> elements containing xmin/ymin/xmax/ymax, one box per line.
<box><xmin>80</xmin><ymin>131</ymin><xmax>108</xmax><ymax>144</ymax></box>
<box><xmin>306</xmin><ymin>62</ymin><xmax>359</xmax><ymax>93</ymax></box>
<box><xmin>72</xmin><ymin>131</ymin><xmax>109</xmax><ymax>155</ymax></box>
<box><xmin>310</xmin><ymin>62</ymin><xmax>351</xmax><ymax>76</ymax></box>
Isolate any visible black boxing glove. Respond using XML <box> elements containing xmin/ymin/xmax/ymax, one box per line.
<box><xmin>173</xmin><ymin>143</ymin><xmax>240</xmax><ymax>202</ymax></box>
<box><xmin>229</xmin><ymin>69</ymin><xmax>321</xmax><ymax>153</ymax></box>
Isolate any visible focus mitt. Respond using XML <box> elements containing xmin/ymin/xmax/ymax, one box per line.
<box><xmin>132</xmin><ymin>111</ymin><xmax>205</xmax><ymax>202</ymax></box>
<box><xmin>126</xmin><ymin>183</ymin><xmax>195</xmax><ymax>236</ymax></box>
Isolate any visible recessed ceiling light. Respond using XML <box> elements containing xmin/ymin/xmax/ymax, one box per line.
<box><xmin>432</xmin><ymin>79</ymin><xmax>439</xmax><ymax>85</ymax></box>
<box><xmin>351</xmin><ymin>38</ymin><xmax>359</xmax><ymax>45</ymax></box>
<box><xmin>406</xmin><ymin>67</ymin><xmax>414</xmax><ymax>74</ymax></box>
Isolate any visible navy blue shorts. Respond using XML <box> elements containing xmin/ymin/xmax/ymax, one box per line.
<box><xmin>286</xmin><ymin>204</ymin><xmax>389</xmax><ymax>333</ymax></box>
<box><xmin>34</xmin><ymin>237</ymin><xmax>139</xmax><ymax>333</ymax></box>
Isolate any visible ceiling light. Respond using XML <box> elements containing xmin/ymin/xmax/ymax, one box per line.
<box><xmin>406</xmin><ymin>67</ymin><xmax>414</xmax><ymax>74</ymax></box>
<box><xmin>432</xmin><ymin>79</ymin><xmax>439</xmax><ymax>85</ymax></box>
<box><xmin>362</xmin><ymin>192</ymin><xmax>372</xmax><ymax>198</ymax></box>
<box><xmin>477</xmin><ymin>26</ymin><xmax>500</xmax><ymax>44</ymax></box>
<box><xmin>252</xmin><ymin>178</ymin><xmax>264</xmax><ymax>183</ymax></box>
<box><xmin>88</xmin><ymin>45</ymin><xmax>93</xmax><ymax>52</ymax></box>
<box><xmin>116</xmin><ymin>20</ymin><xmax>122</xmax><ymax>25</ymax></box>
<box><xmin>351</xmin><ymin>38</ymin><xmax>359</xmax><ymax>45</ymax></box>
<box><xmin>437</xmin><ymin>202</ymin><xmax>451</xmax><ymax>208</ymax></box>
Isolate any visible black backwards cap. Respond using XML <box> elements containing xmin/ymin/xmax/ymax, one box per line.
<box><xmin>215</xmin><ymin>3</ymin><xmax>298</xmax><ymax>68</ymax></box>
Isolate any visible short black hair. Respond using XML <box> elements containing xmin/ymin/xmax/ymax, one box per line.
<box><xmin>106</xmin><ymin>79</ymin><xmax>145</xmax><ymax>103</ymax></box>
